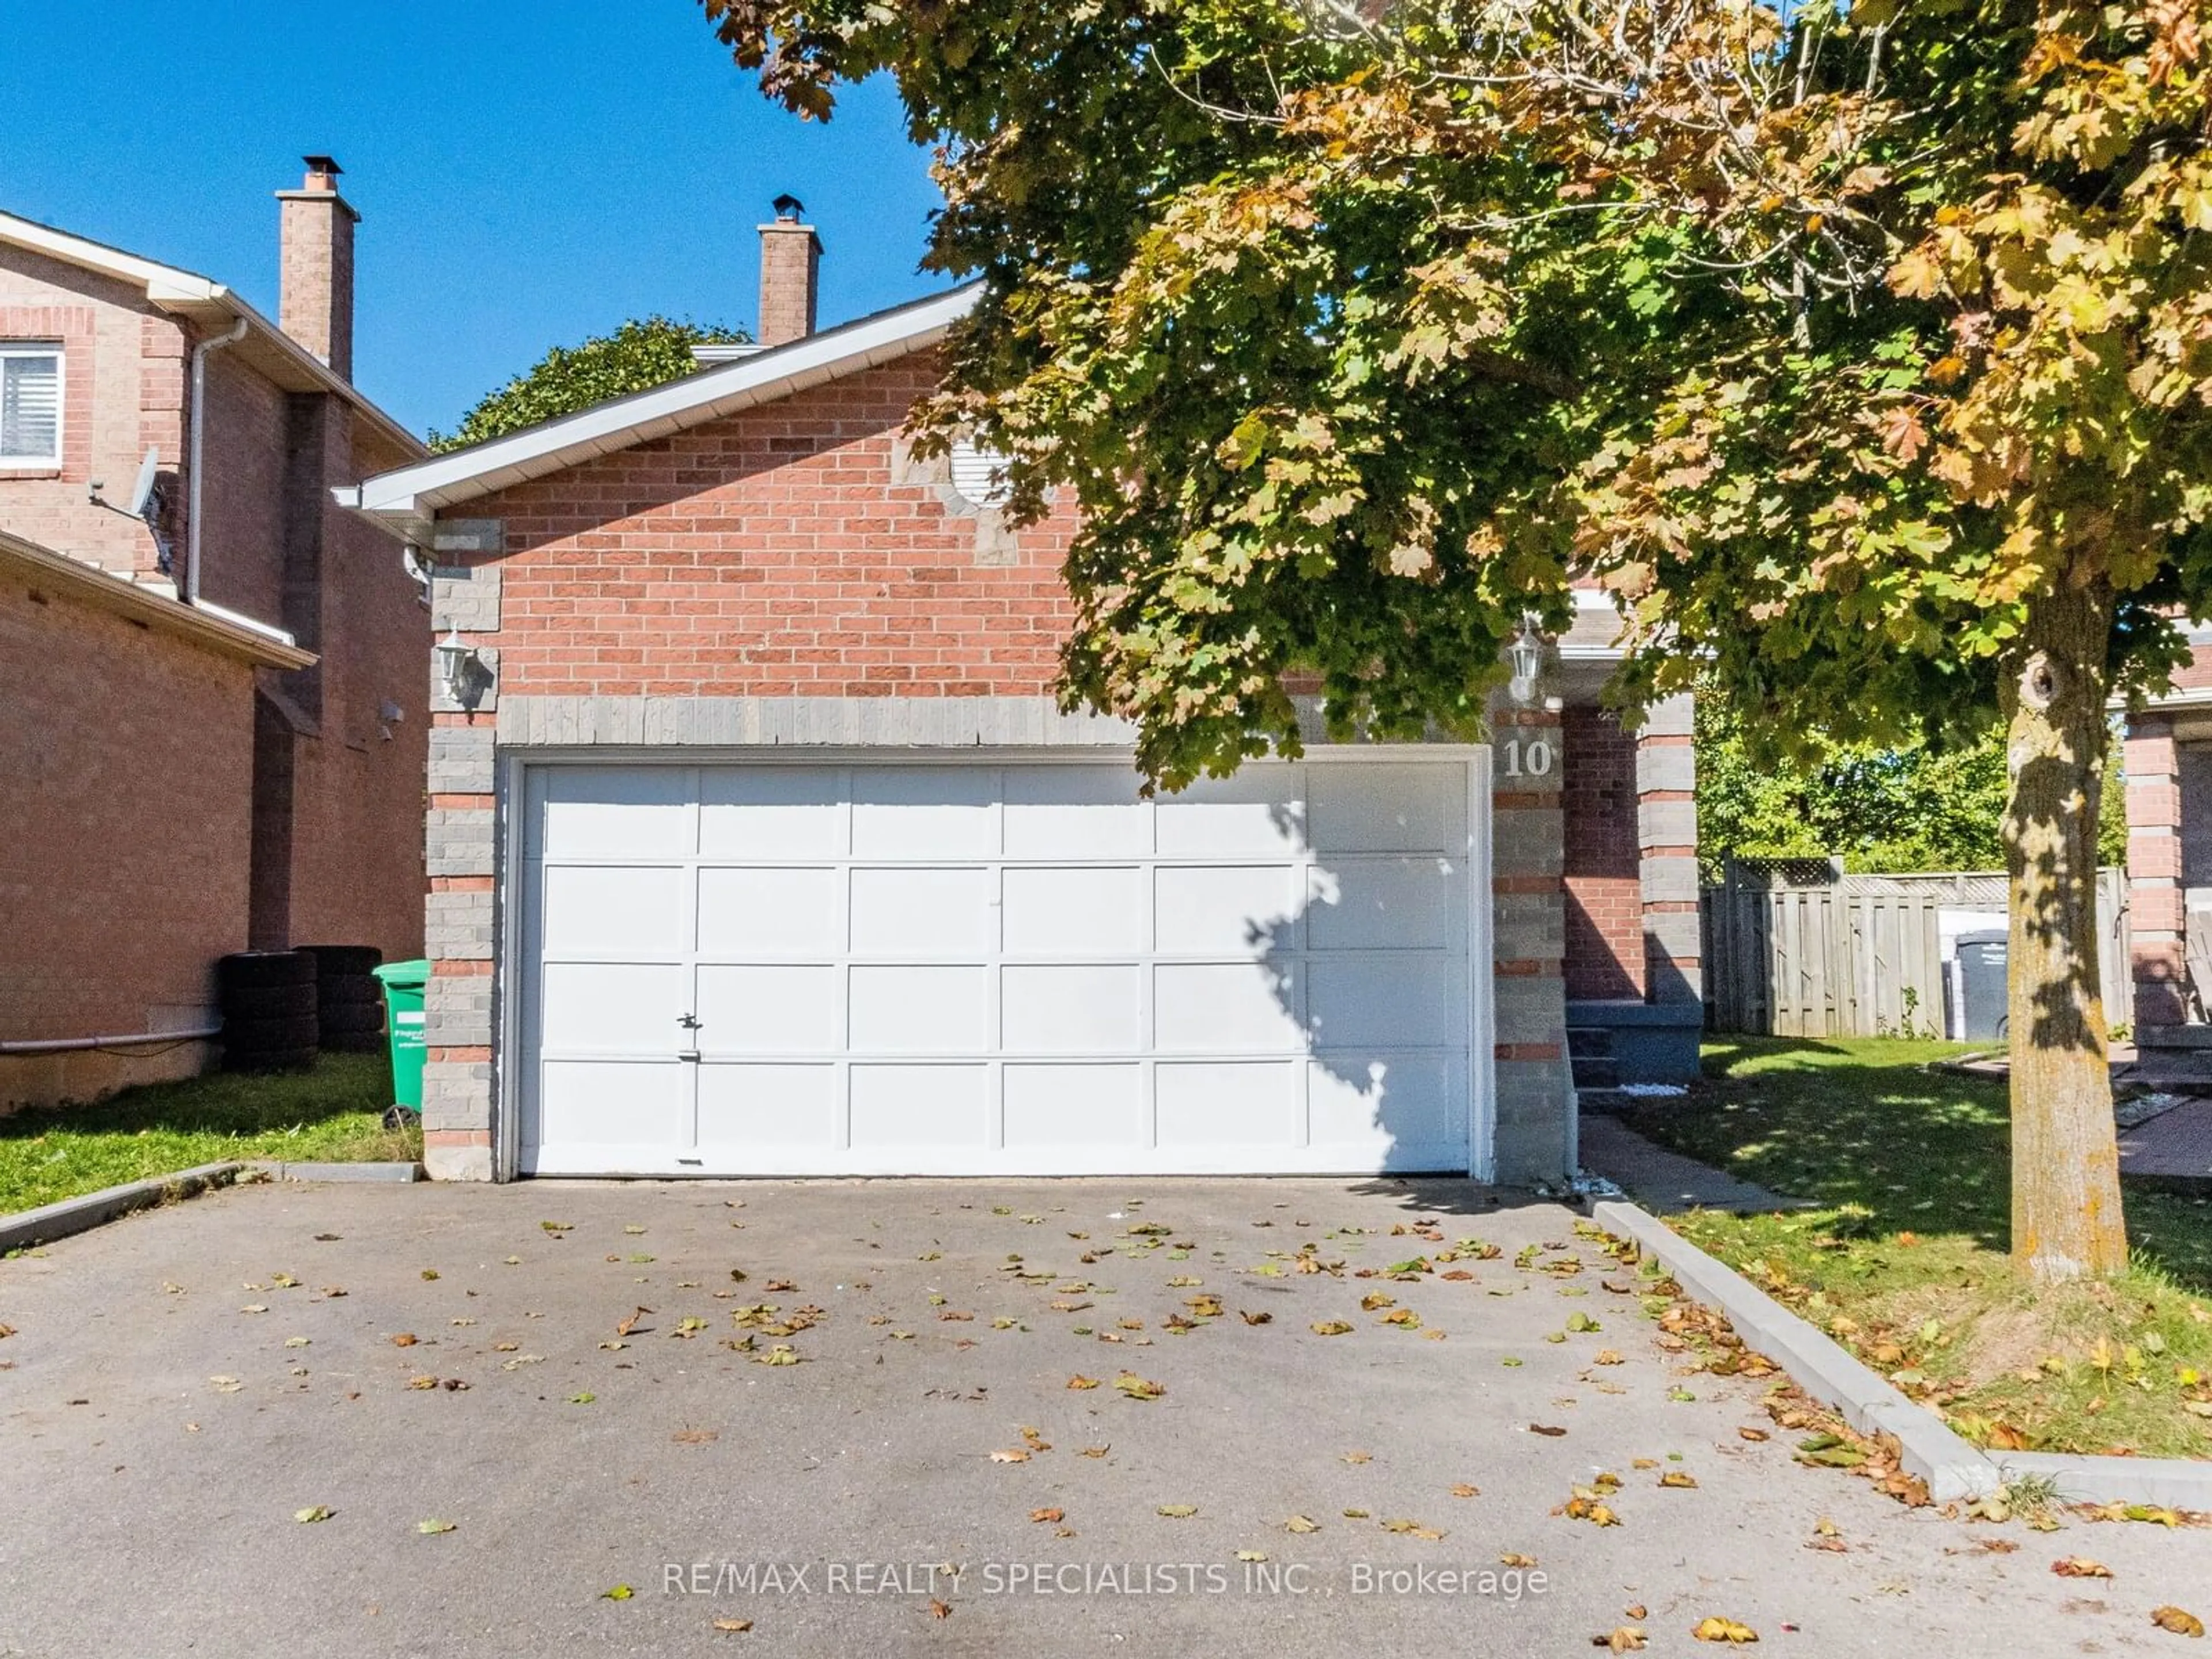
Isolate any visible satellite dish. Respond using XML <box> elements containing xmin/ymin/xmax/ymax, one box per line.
<box><xmin>126</xmin><ymin>446</ymin><xmax>161</xmax><ymax>519</ymax></box>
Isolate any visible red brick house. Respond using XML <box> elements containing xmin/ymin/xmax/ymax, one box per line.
<box><xmin>1</xmin><ymin>160</ymin><xmax>428</xmax><ymax>1107</ymax></box>
<box><xmin>343</xmin><ymin>212</ymin><xmax>1699</xmax><ymax>1183</ymax></box>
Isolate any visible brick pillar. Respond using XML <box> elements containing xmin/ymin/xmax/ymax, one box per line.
<box><xmin>2127</xmin><ymin>715</ymin><xmax>2187</xmax><ymax>1029</ymax></box>
<box><xmin>1636</xmin><ymin>693</ymin><xmax>1702</xmax><ymax>1005</ymax></box>
<box><xmin>418</xmin><ymin>555</ymin><xmax>505</xmax><ymax>1181</ymax></box>
<box><xmin>1490</xmin><ymin>697</ymin><xmax>1573</xmax><ymax>1185</ymax></box>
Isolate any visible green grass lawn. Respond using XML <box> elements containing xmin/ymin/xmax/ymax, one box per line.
<box><xmin>1624</xmin><ymin>1037</ymin><xmax>2212</xmax><ymax>1460</ymax></box>
<box><xmin>0</xmin><ymin>1054</ymin><xmax>420</xmax><ymax>1217</ymax></box>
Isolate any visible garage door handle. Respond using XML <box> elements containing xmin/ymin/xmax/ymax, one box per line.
<box><xmin>678</xmin><ymin>1048</ymin><xmax>702</xmax><ymax>1062</ymax></box>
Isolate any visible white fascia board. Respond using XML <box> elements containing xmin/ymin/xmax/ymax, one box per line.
<box><xmin>343</xmin><ymin>285</ymin><xmax>982</xmax><ymax>532</ymax></box>
<box><xmin>0</xmin><ymin>210</ymin><xmax>222</xmax><ymax>299</ymax></box>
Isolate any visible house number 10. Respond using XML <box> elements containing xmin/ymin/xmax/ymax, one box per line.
<box><xmin>1498</xmin><ymin>738</ymin><xmax>1554</xmax><ymax>778</ymax></box>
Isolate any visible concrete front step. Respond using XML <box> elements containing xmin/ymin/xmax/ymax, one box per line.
<box><xmin>1571</xmin><ymin>1055</ymin><xmax>1621</xmax><ymax>1091</ymax></box>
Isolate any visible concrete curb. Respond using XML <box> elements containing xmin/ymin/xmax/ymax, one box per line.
<box><xmin>245</xmin><ymin>1161</ymin><xmax>423</xmax><ymax>1183</ymax></box>
<box><xmin>0</xmin><ymin>1162</ymin><xmax>245</xmax><ymax>1253</ymax></box>
<box><xmin>1590</xmin><ymin>1200</ymin><xmax>2212</xmax><ymax>1510</ymax></box>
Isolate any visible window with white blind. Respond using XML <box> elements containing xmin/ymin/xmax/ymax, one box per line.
<box><xmin>0</xmin><ymin>344</ymin><xmax>62</xmax><ymax>465</ymax></box>
<box><xmin>948</xmin><ymin>435</ymin><xmax>1014</xmax><ymax>510</ymax></box>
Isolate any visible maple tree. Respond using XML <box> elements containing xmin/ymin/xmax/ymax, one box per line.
<box><xmin>702</xmin><ymin>0</ymin><xmax>2212</xmax><ymax>1282</ymax></box>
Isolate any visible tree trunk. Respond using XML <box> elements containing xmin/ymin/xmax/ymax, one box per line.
<box><xmin>1998</xmin><ymin>579</ymin><xmax>2128</xmax><ymax>1282</ymax></box>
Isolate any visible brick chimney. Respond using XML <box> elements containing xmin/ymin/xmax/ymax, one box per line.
<box><xmin>757</xmin><ymin>194</ymin><xmax>821</xmax><ymax>347</ymax></box>
<box><xmin>275</xmin><ymin>155</ymin><xmax>358</xmax><ymax>380</ymax></box>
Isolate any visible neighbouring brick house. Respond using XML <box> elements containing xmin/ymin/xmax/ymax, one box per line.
<box><xmin>2126</xmin><ymin>634</ymin><xmax>2212</xmax><ymax>1071</ymax></box>
<box><xmin>342</xmin><ymin>209</ymin><xmax>1699</xmax><ymax>1184</ymax></box>
<box><xmin>1</xmin><ymin>160</ymin><xmax>428</xmax><ymax>1107</ymax></box>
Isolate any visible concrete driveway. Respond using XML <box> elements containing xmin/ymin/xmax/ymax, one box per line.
<box><xmin>2</xmin><ymin>1177</ymin><xmax>2206</xmax><ymax>1656</ymax></box>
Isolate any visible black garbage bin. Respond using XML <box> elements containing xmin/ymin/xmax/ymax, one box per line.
<box><xmin>1955</xmin><ymin>929</ymin><xmax>2008</xmax><ymax>1041</ymax></box>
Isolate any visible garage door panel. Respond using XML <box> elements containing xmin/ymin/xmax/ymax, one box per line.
<box><xmin>535</xmin><ymin>1060</ymin><xmax>684</xmax><ymax>1150</ymax></box>
<box><xmin>1308</xmin><ymin>1052</ymin><xmax>1456</xmax><ymax>1153</ymax></box>
<box><xmin>1001</xmin><ymin>964</ymin><xmax>1143</xmax><ymax>1054</ymax></box>
<box><xmin>850</xmin><ymin>866</ymin><xmax>994</xmax><ymax>955</ymax></box>
<box><xmin>850</xmin><ymin>767</ymin><xmax>997</xmax><ymax>858</ymax></box>
<box><xmin>1002</xmin><ymin>865</ymin><xmax>1147</xmax><ymax>956</ymax></box>
<box><xmin>849</xmin><ymin>964</ymin><xmax>987</xmax><ymax>1052</ymax></box>
<box><xmin>696</xmin><ymin>866</ymin><xmax>841</xmax><ymax>957</ymax></box>
<box><xmin>1003</xmin><ymin>1065</ymin><xmax>1143</xmax><ymax>1149</ymax></box>
<box><xmin>1309</xmin><ymin>762</ymin><xmax>1463</xmax><ymax>854</ymax></box>
<box><xmin>696</xmin><ymin>1065</ymin><xmax>839</xmax><ymax>1149</ymax></box>
<box><xmin>1154</xmin><ymin>961</ymin><xmax>1302</xmax><ymax>1052</ymax></box>
<box><xmin>1153</xmin><ymin>864</ymin><xmax>1300</xmax><ymax>957</ymax></box>
<box><xmin>850</xmin><ymin>1063</ymin><xmax>988</xmax><ymax>1149</ymax></box>
<box><xmin>540</xmin><ymin>865</ymin><xmax>686</xmax><ymax>958</ymax></box>
<box><xmin>1155</xmin><ymin>1061</ymin><xmax>1296</xmax><ymax>1148</ymax></box>
<box><xmin>540</xmin><ymin>962</ymin><xmax>684</xmax><ymax>1053</ymax></box>
<box><xmin>1306</xmin><ymin>857</ymin><xmax>1457</xmax><ymax>952</ymax></box>
<box><xmin>1003</xmin><ymin>765</ymin><xmax>1152</xmax><ymax>857</ymax></box>
<box><xmin>1154</xmin><ymin>770</ymin><xmax>1307</xmax><ymax>857</ymax></box>
<box><xmin>695</xmin><ymin>964</ymin><xmax>842</xmax><ymax>1053</ymax></box>
<box><xmin>533</xmin><ymin>767</ymin><xmax>692</xmax><ymax>858</ymax></box>
<box><xmin>1307</xmin><ymin>956</ymin><xmax>1457</xmax><ymax>1048</ymax></box>
<box><xmin>698</xmin><ymin>767</ymin><xmax>843</xmax><ymax>857</ymax></box>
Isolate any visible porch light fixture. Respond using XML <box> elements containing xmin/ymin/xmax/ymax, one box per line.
<box><xmin>1506</xmin><ymin>615</ymin><xmax>1545</xmax><ymax>706</ymax></box>
<box><xmin>435</xmin><ymin>628</ymin><xmax>476</xmax><ymax>706</ymax></box>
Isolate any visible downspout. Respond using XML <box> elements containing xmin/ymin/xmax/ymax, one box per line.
<box><xmin>185</xmin><ymin>316</ymin><xmax>250</xmax><ymax>605</ymax></box>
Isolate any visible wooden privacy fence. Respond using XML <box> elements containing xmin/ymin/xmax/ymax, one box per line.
<box><xmin>1702</xmin><ymin>866</ymin><xmax>2131</xmax><ymax>1039</ymax></box>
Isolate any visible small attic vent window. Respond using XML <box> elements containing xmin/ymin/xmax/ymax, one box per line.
<box><xmin>948</xmin><ymin>437</ymin><xmax>1014</xmax><ymax>511</ymax></box>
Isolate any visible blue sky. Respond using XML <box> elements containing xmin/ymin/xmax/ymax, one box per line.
<box><xmin>0</xmin><ymin>0</ymin><xmax>945</xmax><ymax>436</ymax></box>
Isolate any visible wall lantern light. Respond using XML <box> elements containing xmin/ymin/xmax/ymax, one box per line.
<box><xmin>435</xmin><ymin>628</ymin><xmax>478</xmax><ymax>706</ymax></box>
<box><xmin>1506</xmin><ymin>615</ymin><xmax>1546</xmax><ymax>706</ymax></box>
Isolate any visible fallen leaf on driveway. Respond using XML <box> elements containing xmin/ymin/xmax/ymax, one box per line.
<box><xmin>673</xmin><ymin>1427</ymin><xmax>718</xmax><ymax>1445</ymax></box>
<box><xmin>712</xmin><ymin>1616</ymin><xmax>753</xmax><ymax>1633</ymax></box>
<box><xmin>928</xmin><ymin>1599</ymin><xmax>953</xmax><ymax>1620</ymax></box>
<box><xmin>600</xmin><ymin>1584</ymin><xmax>632</xmax><ymax>1600</ymax></box>
<box><xmin>2151</xmin><ymin>1606</ymin><xmax>2205</xmax><ymax>1637</ymax></box>
<box><xmin>1660</xmin><ymin>1472</ymin><xmax>1699</xmax><ymax>1489</ymax></box>
<box><xmin>1737</xmin><ymin>1427</ymin><xmax>1770</xmax><ymax>1442</ymax></box>
<box><xmin>1450</xmin><ymin>1483</ymin><xmax>1480</xmax><ymax>1498</ymax></box>
<box><xmin>1529</xmin><ymin>1423</ymin><xmax>1568</xmax><ymax>1437</ymax></box>
<box><xmin>416</xmin><ymin>1519</ymin><xmax>456</xmax><ymax>1535</ymax></box>
<box><xmin>1067</xmin><ymin>1375</ymin><xmax>1101</xmax><ymax>1391</ymax></box>
<box><xmin>1310</xmin><ymin>1321</ymin><xmax>1353</xmax><ymax>1336</ymax></box>
<box><xmin>284</xmin><ymin>1337</ymin><xmax>310</xmax><ymax>1349</ymax></box>
<box><xmin>407</xmin><ymin>1376</ymin><xmax>440</xmax><ymax>1391</ymax></box>
<box><xmin>1691</xmin><ymin>1616</ymin><xmax>1758</xmax><ymax>1643</ymax></box>
<box><xmin>1240</xmin><ymin>1311</ymin><xmax>1272</xmax><ymax>1325</ymax></box>
<box><xmin>313</xmin><ymin>1233</ymin><xmax>340</xmax><ymax>1243</ymax></box>
<box><xmin>1342</xmin><ymin>1450</ymin><xmax>1372</xmax><ymax>1465</ymax></box>
<box><xmin>294</xmin><ymin>1506</ymin><xmax>333</xmax><ymax>1524</ymax></box>
<box><xmin>1596</xmin><ymin>1629</ymin><xmax>1647</xmax><ymax>1652</ymax></box>
<box><xmin>618</xmin><ymin>1308</ymin><xmax>651</xmax><ymax>1337</ymax></box>
<box><xmin>2052</xmin><ymin>1559</ymin><xmax>2114</xmax><ymax>1579</ymax></box>
<box><xmin>568</xmin><ymin>1392</ymin><xmax>597</xmax><ymax>1405</ymax></box>
<box><xmin>1114</xmin><ymin>1373</ymin><xmax>1165</xmax><ymax>1400</ymax></box>
<box><xmin>1380</xmin><ymin>1518</ymin><xmax>1445</xmax><ymax>1539</ymax></box>
<box><xmin>1499</xmin><ymin>1553</ymin><xmax>1537</xmax><ymax>1567</ymax></box>
<box><xmin>1157</xmin><ymin>1505</ymin><xmax>1198</xmax><ymax>1518</ymax></box>
<box><xmin>1081</xmin><ymin>1446</ymin><xmax>1111</xmax><ymax>1458</ymax></box>
<box><xmin>1031</xmin><ymin>1508</ymin><xmax>1064</xmax><ymax>1524</ymax></box>
<box><xmin>391</xmin><ymin>1334</ymin><xmax>418</xmax><ymax>1347</ymax></box>
<box><xmin>1284</xmin><ymin>1515</ymin><xmax>1321</xmax><ymax>1534</ymax></box>
<box><xmin>241</xmin><ymin>1305</ymin><xmax>268</xmax><ymax>1315</ymax></box>
<box><xmin>990</xmin><ymin>1449</ymin><xmax>1032</xmax><ymax>1464</ymax></box>
<box><xmin>541</xmin><ymin>1221</ymin><xmax>572</xmax><ymax>1234</ymax></box>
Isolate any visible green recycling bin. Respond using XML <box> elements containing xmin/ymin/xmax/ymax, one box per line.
<box><xmin>373</xmin><ymin>959</ymin><xmax>430</xmax><ymax>1114</ymax></box>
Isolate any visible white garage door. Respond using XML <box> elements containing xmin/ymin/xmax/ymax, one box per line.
<box><xmin>517</xmin><ymin>755</ymin><xmax>1487</xmax><ymax>1177</ymax></box>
